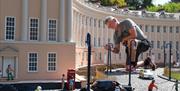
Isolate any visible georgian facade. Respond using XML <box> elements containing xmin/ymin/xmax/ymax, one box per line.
<box><xmin>0</xmin><ymin>0</ymin><xmax>75</xmax><ymax>81</ymax></box>
<box><xmin>73</xmin><ymin>0</ymin><xmax>180</xmax><ymax>68</ymax></box>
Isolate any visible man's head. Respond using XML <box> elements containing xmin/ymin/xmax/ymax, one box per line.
<box><xmin>152</xmin><ymin>80</ymin><xmax>155</xmax><ymax>83</ymax></box>
<box><xmin>104</xmin><ymin>16</ymin><xmax>119</xmax><ymax>29</ymax></box>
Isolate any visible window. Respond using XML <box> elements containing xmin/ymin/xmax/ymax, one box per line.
<box><xmin>98</xmin><ymin>20</ymin><xmax>101</xmax><ymax>28</ymax></box>
<box><xmin>176</xmin><ymin>26</ymin><xmax>179</xmax><ymax>33</ymax></box>
<box><xmin>94</xmin><ymin>37</ymin><xmax>97</xmax><ymax>47</ymax></box>
<box><xmin>170</xmin><ymin>41</ymin><xmax>173</xmax><ymax>48</ymax></box>
<box><xmin>163</xmin><ymin>26</ymin><xmax>166</xmax><ymax>33</ymax></box>
<box><xmin>145</xmin><ymin>25</ymin><xmax>148</xmax><ymax>32</ymax></box>
<box><xmin>48</xmin><ymin>53</ymin><xmax>57</xmax><ymax>71</ymax></box>
<box><xmin>48</xmin><ymin>19</ymin><xmax>57</xmax><ymax>41</ymax></box>
<box><xmin>169</xmin><ymin>26</ymin><xmax>173</xmax><ymax>33</ymax></box>
<box><xmin>98</xmin><ymin>37</ymin><xmax>100</xmax><ymax>47</ymax></box>
<box><xmin>158</xmin><ymin>53</ymin><xmax>161</xmax><ymax>60</ymax></box>
<box><xmin>151</xmin><ymin>25</ymin><xmax>154</xmax><ymax>32</ymax></box>
<box><xmin>163</xmin><ymin>41</ymin><xmax>166</xmax><ymax>48</ymax></box>
<box><xmin>28</xmin><ymin>53</ymin><xmax>38</xmax><ymax>72</ymax></box>
<box><xmin>94</xmin><ymin>19</ymin><xmax>96</xmax><ymax>27</ymax></box>
<box><xmin>157</xmin><ymin>26</ymin><xmax>160</xmax><ymax>32</ymax></box>
<box><xmin>176</xmin><ymin>41</ymin><xmax>179</xmax><ymax>50</ymax></box>
<box><xmin>151</xmin><ymin>41</ymin><xmax>154</xmax><ymax>48</ymax></box>
<box><xmin>157</xmin><ymin>41</ymin><xmax>160</xmax><ymax>48</ymax></box>
<box><xmin>90</xmin><ymin>18</ymin><xmax>92</xmax><ymax>26</ymax></box>
<box><xmin>99</xmin><ymin>52</ymin><xmax>102</xmax><ymax>61</ymax></box>
<box><xmin>5</xmin><ymin>16</ymin><xmax>15</xmax><ymax>40</ymax></box>
<box><xmin>29</xmin><ymin>18</ymin><xmax>39</xmax><ymax>40</ymax></box>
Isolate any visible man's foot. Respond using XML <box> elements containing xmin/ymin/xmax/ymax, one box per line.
<box><xmin>151</xmin><ymin>63</ymin><xmax>157</xmax><ymax>71</ymax></box>
<box><xmin>144</xmin><ymin>57</ymin><xmax>157</xmax><ymax>71</ymax></box>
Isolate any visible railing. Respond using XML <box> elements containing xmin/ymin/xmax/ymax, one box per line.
<box><xmin>77</xmin><ymin>0</ymin><xmax>180</xmax><ymax>20</ymax></box>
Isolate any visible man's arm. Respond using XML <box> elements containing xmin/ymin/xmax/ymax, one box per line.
<box><xmin>104</xmin><ymin>44</ymin><xmax>120</xmax><ymax>54</ymax></box>
<box><xmin>111</xmin><ymin>44</ymin><xmax>120</xmax><ymax>53</ymax></box>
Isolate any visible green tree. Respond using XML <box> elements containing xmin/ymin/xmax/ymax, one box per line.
<box><xmin>115</xmin><ymin>0</ymin><xmax>127</xmax><ymax>8</ymax></box>
<box><xmin>147</xmin><ymin>2</ymin><xmax>180</xmax><ymax>13</ymax></box>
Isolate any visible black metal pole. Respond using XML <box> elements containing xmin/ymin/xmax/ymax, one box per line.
<box><xmin>86</xmin><ymin>33</ymin><xmax>91</xmax><ymax>91</ymax></box>
<box><xmin>107</xmin><ymin>46</ymin><xmax>110</xmax><ymax>74</ymax></box>
<box><xmin>108</xmin><ymin>43</ymin><xmax>113</xmax><ymax>73</ymax></box>
<box><xmin>169</xmin><ymin>43</ymin><xmax>171</xmax><ymax>80</ymax></box>
<box><xmin>109</xmin><ymin>47</ymin><xmax>112</xmax><ymax>73</ymax></box>
<box><xmin>164</xmin><ymin>45</ymin><xmax>166</xmax><ymax>67</ymax></box>
<box><xmin>128</xmin><ymin>41</ymin><xmax>132</xmax><ymax>87</ymax></box>
<box><xmin>175</xmin><ymin>80</ymin><xmax>178</xmax><ymax>91</ymax></box>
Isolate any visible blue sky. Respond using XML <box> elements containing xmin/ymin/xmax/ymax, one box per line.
<box><xmin>152</xmin><ymin>0</ymin><xmax>171</xmax><ymax>5</ymax></box>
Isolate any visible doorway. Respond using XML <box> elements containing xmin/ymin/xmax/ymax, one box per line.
<box><xmin>2</xmin><ymin>56</ymin><xmax>15</xmax><ymax>77</ymax></box>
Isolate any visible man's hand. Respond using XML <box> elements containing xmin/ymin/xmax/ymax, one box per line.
<box><xmin>104</xmin><ymin>44</ymin><xmax>111</xmax><ymax>50</ymax></box>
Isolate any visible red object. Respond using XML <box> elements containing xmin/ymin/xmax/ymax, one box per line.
<box><xmin>148</xmin><ymin>83</ymin><xmax>157</xmax><ymax>91</ymax></box>
<box><xmin>67</xmin><ymin>69</ymin><xmax>75</xmax><ymax>90</ymax></box>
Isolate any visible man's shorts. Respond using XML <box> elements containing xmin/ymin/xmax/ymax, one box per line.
<box><xmin>126</xmin><ymin>39</ymin><xmax>151</xmax><ymax>66</ymax></box>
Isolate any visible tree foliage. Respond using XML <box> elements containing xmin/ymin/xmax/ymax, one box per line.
<box><xmin>100</xmin><ymin>0</ymin><xmax>127</xmax><ymax>7</ymax></box>
<box><xmin>115</xmin><ymin>0</ymin><xmax>127</xmax><ymax>8</ymax></box>
<box><xmin>147</xmin><ymin>3</ymin><xmax>180</xmax><ymax>13</ymax></box>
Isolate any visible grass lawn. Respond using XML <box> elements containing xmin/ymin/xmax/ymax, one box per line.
<box><xmin>171</xmin><ymin>71</ymin><xmax>180</xmax><ymax>80</ymax></box>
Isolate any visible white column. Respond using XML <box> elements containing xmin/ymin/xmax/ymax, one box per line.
<box><xmin>77</xmin><ymin>14</ymin><xmax>80</xmax><ymax>47</ymax></box>
<box><xmin>160</xmin><ymin>26</ymin><xmax>163</xmax><ymax>46</ymax></box>
<box><xmin>21</xmin><ymin>0</ymin><xmax>28</xmax><ymax>41</ymax></box>
<box><xmin>40</xmin><ymin>0</ymin><xmax>47</xmax><ymax>41</ymax></box>
<box><xmin>87</xmin><ymin>17</ymin><xmax>90</xmax><ymax>33</ymax></box>
<box><xmin>154</xmin><ymin>25</ymin><xmax>157</xmax><ymax>49</ymax></box>
<box><xmin>79</xmin><ymin>15</ymin><xmax>82</xmax><ymax>47</ymax></box>
<box><xmin>82</xmin><ymin>16</ymin><xmax>86</xmax><ymax>47</ymax></box>
<box><xmin>101</xmin><ymin>20</ymin><xmax>104</xmax><ymax>46</ymax></box>
<box><xmin>74</xmin><ymin>12</ymin><xmax>77</xmax><ymax>44</ymax></box>
<box><xmin>96</xmin><ymin>19</ymin><xmax>99</xmax><ymax>47</ymax></box>
<box><xmin>59</xmin><ymin>0</ymin><xmax>65</xmax><ymax>42</ymax></box>
<box><xmin>66</xmin><ymin>0</ymin><xmax>73</xmax><ymax>42</ymax></box>
<box><xmin>92</xmin><ymin>18</ymin><xmax>94</xmax><ymax>47</ymax></box>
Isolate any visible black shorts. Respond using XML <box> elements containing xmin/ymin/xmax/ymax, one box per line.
<box><xmin>126</xmin><ymin>39</ymin><xmax>151</xmax><ymax>66</ymax></box>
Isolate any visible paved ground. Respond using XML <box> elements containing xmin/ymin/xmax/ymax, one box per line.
<box><xmin>41</xmin><ymin>68</ymin><xmax>179</xmax><ymax>91</ymax></box>
<box><xmin>110</xmin><ymin>68</ymin><xmax>178</xmax><ymax>91</ymax></box>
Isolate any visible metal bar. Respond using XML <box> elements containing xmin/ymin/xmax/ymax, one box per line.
<box><xmin>86</xmin><ymin>33</ymin><xmax>91</xmax><ymax>91</ymax></box>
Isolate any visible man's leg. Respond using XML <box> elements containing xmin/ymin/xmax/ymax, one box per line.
<box><xmin>136</xmin><ymin>61</ymin><xmax>144</xmax><ymax>68</ymax></box>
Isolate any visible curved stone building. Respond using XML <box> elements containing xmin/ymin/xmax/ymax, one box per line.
<box><xmin>73</xmin><ymin>0</ymin><xmax>180</xmax><ymax>68</ymax></box>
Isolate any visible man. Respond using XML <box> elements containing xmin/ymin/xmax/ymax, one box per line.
<box><xmin>61</xmin><ymin>74</ymin><xmax>65</xmax><ymax>90</ymax></box>
<box><xmin>148</xmin><ymin>80</ymin><xmax>158</xmax><ymax>91</ymax></box>
<box><xmin>104</xmin><ymin>16</ymin><xmax>156</xmax><ymax>71</ymax></box>
<box><xmin>6</xmin><ymin>64</ymin><xmax>14</xmax><ymax>80</ymax></box>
